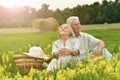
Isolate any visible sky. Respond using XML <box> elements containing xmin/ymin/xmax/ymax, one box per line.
<box><xmin>0</xmin><ymin>0</ymin><xmax>115</xmax><ymax>10</ymax></box>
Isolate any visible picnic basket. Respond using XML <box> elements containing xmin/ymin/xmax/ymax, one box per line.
<box><xmin>13</xmin><ymin>54</ymin><xmax>44</xmax><ymax>71</ymax></box>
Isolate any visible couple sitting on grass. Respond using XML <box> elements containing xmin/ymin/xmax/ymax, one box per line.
<box><xmin>46</xmin><ymin>16</ymin><xmax>113</xmax><ymax>72</ymax></box>
<box><xmin>24</xmin><ymin>16</ymin><xmax>112</xmax><ymax>72</ymax></box>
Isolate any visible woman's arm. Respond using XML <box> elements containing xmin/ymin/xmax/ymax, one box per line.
<box><xmin>59</xmin><ymin>48</ymin><xmax>79</xmax><ymax>56</ymax></box>
<box><xmin>53</xmin><ymin>50</ymin><xmax>62</xmax><ymax>58</ymax></box>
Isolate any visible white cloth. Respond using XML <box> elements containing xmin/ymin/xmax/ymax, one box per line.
<box><xmin>47</xmin><ymin>37</ymin><xmax>79</xmax><ymax>72</ymax></box>
<box><xmin>90</xmin><ymin>46</ymin><xmax>113</xmax><ymax>58</ymax></box>
<box><xmin>47</xmin><ymin>55</ymin><xmax>77</xmax><ymax>72</ymax></box>
<box><xmin>47</xmin><ymin>58</ymin><xmax>58</xmax><ymax>72</ymax></box>
<box><xmin>76</xmin><ymin>32</ymin><xmax>100</xmax><ymax>60</ymax></box>
<box><xmin>101</xmin><ymin>48</ymin><xmax>113</xmax><ymax>58</ymax></box>
<box><xmin>76</xmin><ymin>32</ymin><xmax>112</xmax><ymax>60</ymax></box>
<box><xmin>57</xmin><ymin>55</ymin><xmax>77</xmax><ymax>69</ymax></box>
<box><xmin>52</xmin><ymin>37</ymin><xmax>80</xmax><ymax>55</ymax></box>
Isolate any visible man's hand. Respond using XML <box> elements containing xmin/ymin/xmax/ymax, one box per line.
<box><xmin>92</xmin><ymin>49</ymin><xmax>101</xmax><ymax>56</ymax></box>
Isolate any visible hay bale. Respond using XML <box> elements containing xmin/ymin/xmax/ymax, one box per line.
<box><xmin>46</xmin><ymin>17</ymin><xmax>59</xmax><ymax>31</ymax></box>
<box><xmin>32</xmin><ymin>18</ymin><xmax>50</xmax><ymax>31</ymax></box>
<box><xmin>32</xmin><ymin>19</ymin><xmax>40</xmax><ymax>29</ymax></box>
<box><xmin>32</xmin><ymin>17</ymin><xmax>59</xmax><ymax>31</ymax></box>
<box><xmin>13</xmin><ymin>54</ymin><xmax>43</xmax><ymax>71</ymax></box>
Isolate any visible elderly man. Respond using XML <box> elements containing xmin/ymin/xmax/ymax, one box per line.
<box><xmin>66</xmin><ymin>16</ymin><xmax>112</xmax><ymax>60</ymax></box>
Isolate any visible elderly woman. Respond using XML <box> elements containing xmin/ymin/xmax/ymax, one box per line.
<box><xmin>47</xmin><ymin>24</ymin><xmax>79</xmax><ymax>72</ymax></box>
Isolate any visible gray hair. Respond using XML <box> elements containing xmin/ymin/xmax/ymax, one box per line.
<box><xmin>66</xmin><ymin>16</ymin><xmax>79</xmax><ymax>24</ymax></box>
<box><xmin>66</xmin><ymin>16</ymin><xmax>79</xmax><ymax>37</ymax></box>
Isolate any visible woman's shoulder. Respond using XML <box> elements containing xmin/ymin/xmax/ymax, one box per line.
<box><xmin>52</xmin><ymin>39</ymin><xmax>61</xmax><ymax>44</ymax></box>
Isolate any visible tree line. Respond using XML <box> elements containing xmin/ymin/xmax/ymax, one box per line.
<box><xmin>0</xmin><ymin>0</ymin><xmax>120</xmax><ymax>28</ymax></box>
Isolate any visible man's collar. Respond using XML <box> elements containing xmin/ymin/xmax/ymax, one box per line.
<box><xmin>76</xmin><ymin>32</ymin><xmax>81</xmax><ymax>37</ymax></box>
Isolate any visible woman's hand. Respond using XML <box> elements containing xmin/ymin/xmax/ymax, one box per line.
<box><xmin>59</xmin><ymin>48</ymin><xmax>70</xmax><ymax>56</ymax></box>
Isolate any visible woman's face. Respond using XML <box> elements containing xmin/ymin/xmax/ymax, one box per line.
<box><xmin>59</xmin><ymin>24</ymin><xmax>70</xmax><ymax>36</ymax></box>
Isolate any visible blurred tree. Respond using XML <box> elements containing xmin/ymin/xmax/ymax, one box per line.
<box><xmin>0</xmin><ymin>0</ymin><xmax>120</xmax><ymax>28</ymax></box>
<box><xmin>52</xmin><ymin>9</ymin><xmax>65</xmax><ymax>25</ymax></box>
<box><xmin>37</xmin><ymin>4</ymin><xmax>52</xmax><ymax>18</ymax></box>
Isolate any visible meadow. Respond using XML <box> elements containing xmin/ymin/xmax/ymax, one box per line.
<box><xmin>0</xmin><ymin>29</ymin><xmax>119</xmax><ymax>54</ymax></box>
<box><xmin>0</xmin><ymin>25</ymin><xmax>120</xmax><ymax>79</ymax></box>
<box><xmin>0</xmin><ymin>31</ymin><xmax>58</xmax><ymax>55</ymax></box>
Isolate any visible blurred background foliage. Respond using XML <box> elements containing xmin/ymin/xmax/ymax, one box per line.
<box><xmin>0</xmin><ymin>0</ymin><xmax>120</xmax><ymax>28</ymax></box>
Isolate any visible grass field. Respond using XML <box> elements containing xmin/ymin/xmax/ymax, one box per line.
<box><xmin>82</xmin><ymin>23</ymin><xmax>120</xmax><ymax>30</ymax></box>
<box><xmin>0</xmin><ymin>29</ymin><xmax>120</xmax><ymax>55</ymax></box>
<box><xmin>0</xmin><ymin>23</ymin><xmax>120</xmax><ymax>34</ymax></box>
<box><xmin>84</xmin><ymin>29</ymin><xmax>120</xmax><ymax>53</ymax></box>
<box><xmin>0</xmin><ymin>24</ymin><xmax>120</xmax><ymax>79</ymax></box>
<box><xmin>0</xmin><ymin>23</ymin><xmax>120</xmax><ymax>54</ymax></box>
<box><xmin>0</xmin><ymin>31</ymin><xmax>58</xmax><ymax>54</ymax></box>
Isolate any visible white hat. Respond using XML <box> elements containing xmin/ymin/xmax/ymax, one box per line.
<box><xmin>24</xmin><ymin>46</ymin><xmax>49</xmax><ymax>59</ymax></box>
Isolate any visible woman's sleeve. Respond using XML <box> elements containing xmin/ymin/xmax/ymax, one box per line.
<box><xmin>52</xmin><ymin>41</ymin><xmax>58</xmax><ymax>56</ymax></box>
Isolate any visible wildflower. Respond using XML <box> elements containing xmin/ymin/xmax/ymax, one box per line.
<box><xmin>99</xmin><ymin>61</ymin><xmax>106</xmax><ymax>68</ymax></box>
<box><xmin>104</xmin><ymin>66</ymin><xmax>114</xmax><ymax>74</ymax></box>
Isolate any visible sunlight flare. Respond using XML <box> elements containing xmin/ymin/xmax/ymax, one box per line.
<box><xmin>1</xmin><ymin>0</ymin><xmax>26</xmax><ymax>8</ymax></box>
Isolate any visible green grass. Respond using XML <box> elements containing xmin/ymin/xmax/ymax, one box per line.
<box><xmin>82</xmin><ymin>23</ymin><xmax>120</xmax><ymax>30</ymax></box>
<box><xmin>0</xmin><ymin>31</ymin><xmax>59</xmax><ymax>54</ymax></box>
<box><xmin>0</xmin><ymin>29</ymin><xmax>120</xmax><ymax>78</ymax></box>
<box><xmin>83</xmin><ymin>29</ymin><xmax>120</xmax><ymax>53</ymax></box>
<box><xmin>0</xmin><ymin>29</ymin><xmax>120</xmax><ymax>55</ymax></box>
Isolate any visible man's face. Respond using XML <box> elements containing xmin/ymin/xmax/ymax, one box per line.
<box><xmin>70</xmin><ymin>19</ymin><xmax>81</xmax><ymax>36</ymax></box>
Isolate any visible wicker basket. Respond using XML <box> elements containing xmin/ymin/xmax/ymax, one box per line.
<box><xmin>13</xmin><ymin>54</ymin><xmax>44</xmax><ymax>71</ymax></box>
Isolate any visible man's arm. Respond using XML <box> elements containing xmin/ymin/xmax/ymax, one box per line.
<box><xmin>93</xmin><ymin>40</ymin><xmax>104</xmax><ymax>56</ymax></box>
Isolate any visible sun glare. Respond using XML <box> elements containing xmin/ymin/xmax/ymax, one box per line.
<box><xmin>1</xmin><ymin>0</ymin><xmax>25</xmax><ymax>8</ymax></box>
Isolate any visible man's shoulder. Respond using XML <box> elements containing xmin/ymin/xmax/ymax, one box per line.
<box><xmin>80</xmin><ymin>32</ymin><xmax>91</xmax><ymax>36</ymax></box>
